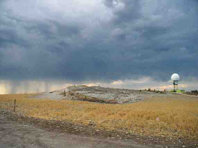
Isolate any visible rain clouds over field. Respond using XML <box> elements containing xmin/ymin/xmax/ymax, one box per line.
<box><xmin>0</xmin><ymin>0</ymin><xmax>198</xmax><ymax>93</ymax></box>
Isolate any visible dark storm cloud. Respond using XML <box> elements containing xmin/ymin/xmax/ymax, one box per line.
<box><xmin>0</xmin><ymin>0</ymin><xmax>198</xmax><ymax>81</ymax></box>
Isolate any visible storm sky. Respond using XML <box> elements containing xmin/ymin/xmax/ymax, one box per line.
<box><xmin>0</xmin><ymin>0</ymin><xmax>198</xmax><ymax>93</ymax></box>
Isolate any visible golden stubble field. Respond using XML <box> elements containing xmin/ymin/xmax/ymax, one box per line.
<box><xmin>0</xmin><ymin>94</ymin><xmax>198</xmax><ymax>140</ymax></box>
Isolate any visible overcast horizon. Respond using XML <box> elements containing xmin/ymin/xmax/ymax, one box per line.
<box><xmin>0</xmin><ymin>0</ymin><xmax>198</xmax><ymax>94</ymax></box>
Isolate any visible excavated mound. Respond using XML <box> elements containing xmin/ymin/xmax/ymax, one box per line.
<box><xmin>65</xmin><ymin>85</ymin><xmax>168</xmax><ymax>104</ymax></box>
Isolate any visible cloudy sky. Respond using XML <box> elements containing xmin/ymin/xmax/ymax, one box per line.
<box><xmin>0</xmin><ymin>0</ymin><xmax>198</xmax><ymax>93</ymax></box>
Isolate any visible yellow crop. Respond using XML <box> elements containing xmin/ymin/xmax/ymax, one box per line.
<box><xmin>0</xmin><ymin>94</ymin><xmax>198</xmax><ymax>140</ymax></box>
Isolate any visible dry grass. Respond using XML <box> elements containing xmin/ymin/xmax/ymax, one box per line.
<box><xmin>0</xmin><ymin>94</ymin><xmax>198</xmax><ymax>140</ymax></box>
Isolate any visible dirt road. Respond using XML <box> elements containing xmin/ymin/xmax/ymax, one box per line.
<box><xmin>0</xmin><ymin>113</ymin><xmax>157</xmax><ymax>148</ymax></box>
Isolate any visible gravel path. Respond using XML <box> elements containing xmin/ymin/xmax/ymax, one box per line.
<box><xmin>32</xmin><ymin>92</ymin><xmax>64</xmax><ymax>100</ymax></box>
<box><xmin>0</xmin><ymin>113</ymin><xmax>156</xmax><ymax>148</ymax></box>
<box><xmin>31</xmin><ymin>88</ymin><xmax>67</xmax><ymax>100</ymax></box>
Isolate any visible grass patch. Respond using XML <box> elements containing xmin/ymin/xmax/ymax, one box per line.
<box><xmin>0</xmin><ymin>94</ymin><xmax>198</xmax><ymax>140</ymax></box>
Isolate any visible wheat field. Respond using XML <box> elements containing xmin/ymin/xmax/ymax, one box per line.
<box><xmin>0</xmin><ymin>94</ymin><xmax>198</xmax><ymax>140</ymax></box>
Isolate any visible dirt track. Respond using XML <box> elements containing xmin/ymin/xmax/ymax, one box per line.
<box><xmin>0</xmin><ymin>113</ymin><xmax>155</xmax><ymax>148</ymax></box>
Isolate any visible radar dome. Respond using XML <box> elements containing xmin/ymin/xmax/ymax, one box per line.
<box><xmin>171</xmin><ymin>73</ymin><xmax>180</xmax><ymax>81</ymax></box>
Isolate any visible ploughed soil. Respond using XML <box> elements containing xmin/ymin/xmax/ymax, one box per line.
<box><xmin>0</xmin><ymin>110</ymin><xmax>197</xmax><ymax>148</ymax></box>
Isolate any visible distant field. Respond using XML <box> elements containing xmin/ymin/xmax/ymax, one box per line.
<box><xmin>0</xmin><ymin>94</ymin><xmax>198</xmax><ymax>140</ymax></box>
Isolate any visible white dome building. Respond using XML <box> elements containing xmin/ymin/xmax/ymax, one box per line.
<box><xmin>171</xmin><ymin>73</ymin><xmax>180</xmax><ymax>81</ymax></box>
<box><xmin>171</xmin><ymin>73</ymin><xmax>180</xmax><ymax>91</ymax></box>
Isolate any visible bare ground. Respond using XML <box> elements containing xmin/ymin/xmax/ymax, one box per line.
<box><xmin>32</xmin><ymin>85</ymin><xmax>175</xmax><ymax>104</ymax></box>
